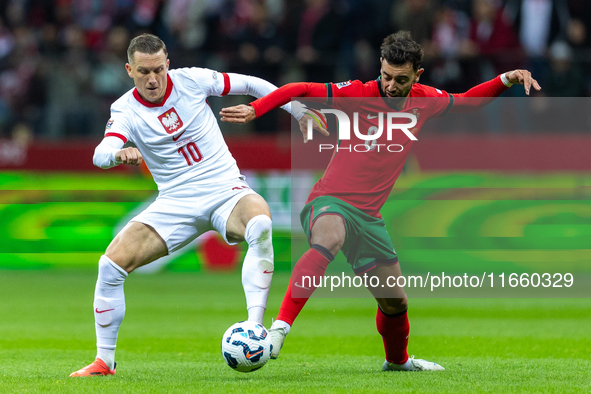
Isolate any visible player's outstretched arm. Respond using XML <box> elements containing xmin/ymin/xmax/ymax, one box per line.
<box><xmin>451</xmin><ymin>70</ymin><xmax>541</xmax><ymax>113</ymax></box>
<box><xmin>219</xmin><ymin>102</ymin><xmax>328</xmax><ymax>143</ymax></box>
<box><xmin>224</xmin><ymin>74</ymin><xmax>304</xmax><ymax>120</ymax></box>
<box><xmin>220</xmin><ymin>82</ymin><xmax>329</xmax><ymax>141</ymax></box>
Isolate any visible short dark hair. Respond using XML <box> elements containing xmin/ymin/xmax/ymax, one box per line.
<box><xmin>380</xmin><ymin>31</ymin><xmax>423</xmax><ymax>71</ymax></box>
<box><xmin>127</xmin><ymin>33</ymin><xmax>168</xmax><ymax>63</ymax></box>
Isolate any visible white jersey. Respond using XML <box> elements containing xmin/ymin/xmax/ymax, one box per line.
<box><xmin>105</xmin><ymin>68</ymin><xmax>246</xmax><ymax>191</ymax></box>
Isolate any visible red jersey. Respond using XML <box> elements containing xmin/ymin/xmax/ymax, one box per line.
<box><xmin>250</xmin><ymin>75</ymin><xmax>508</xmax><ymax>218</ymax></box>
<box><xmin>305</xmin><ymin>79</ymin><xmax>451</xmax><ymax>217</ymax></box>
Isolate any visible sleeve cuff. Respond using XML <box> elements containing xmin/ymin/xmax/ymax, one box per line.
<box><xmin>500</xmin><ymin>73</ymin><xmax>513</xmax><ymax>88</ymax></box>
<box><xmin>249</xmin><ymin>103</ymin><xmax>259</xmax><ymax>118</ymax></box>
<box><xmin>111</xmin><ymin>150</ymin><xmax>121</xmax><ymax>164</ymax></box>
<box><xmin>290</xmin><ymin>101</ymin><xmax>306</xmax><ymax>121</ymax></box>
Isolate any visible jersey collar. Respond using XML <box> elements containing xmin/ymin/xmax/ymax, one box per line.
<box><xmin>133</xmin><ymin>74</ymin><xmax>174</xmax><ymax>108</ymax></box>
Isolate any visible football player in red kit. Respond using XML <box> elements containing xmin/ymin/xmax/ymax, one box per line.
<box><xmin>221</xmin><ymin>30</ymin><xmax>540</xmax><ymax>371</ymax></box>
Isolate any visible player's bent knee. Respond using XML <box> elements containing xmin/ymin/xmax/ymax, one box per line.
<box><xmin>104</xmin><ymin>249</ymin><xmax>129</xmax><ymax>272</ymax></box>
<box><xmin>104</xmin><ymin>252</ymin><xmax>134</xmax><ymax>273</ymax></box>
<box><xmin>311</xmin><ymin>232</ymin><xmax>344</xmax><ymax>257</ymax></box>
<box><xmin>380</xmin><ymin>297</ymin><xmax>408</xmax><ymax>315</ymax></box>
<box><xmin>397</xmin><ymin>297</ymin><xmax>408</xmax><ymax>311</ymax></box>
<box><xmin>104</xmin><ymin>243</ymin><xmax>148</xmax><ymax>273</ymax></box>
<box><xmin>105</xmin><ymin>222</ymin><xmax>168</xmax><ymax>273</ymax></box>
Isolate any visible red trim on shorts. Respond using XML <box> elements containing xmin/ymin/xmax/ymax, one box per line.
<box><xmin>105</xmin><ymin>132</ymin><xmax>127</xmax><ymax>144</ymax></box>
<box><xmin>221</xmin><ymin>73</ymin><xmax>231</xmax><ymax>96</ymax></box>
<box><xmin>355</xmin><ymin>263</ymin><xmax>377</xmax><ymax>275</ymax></box>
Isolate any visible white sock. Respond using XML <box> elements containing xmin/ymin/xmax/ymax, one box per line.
<box><xmin>97</xmin><ymin>347</ymin><xmax>115</xmax><ymax>369</ymax></box>
<box><xmin>94</xmin><ymin>255</ymin><xmax>127</xmax><ymax>369</ymax></box>
<box><xmin>270</xmin><ymin>319</ymin><xmax>291</xmax><ymax>334</ymax></box>
<box><xmin>242</xmin><ymin>215</ymin><xmax>274</xmax><ymax>325</ymax></box>
<box><xmin>248</xmin><ymin>306</ymin><xmax>266</xmax><ymax>325</ymax></box>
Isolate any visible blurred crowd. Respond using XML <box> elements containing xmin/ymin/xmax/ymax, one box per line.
<box><xmin>0</xmin><ymin>0</ymin><xmax>590</xmax><ymax>139</ymax></box>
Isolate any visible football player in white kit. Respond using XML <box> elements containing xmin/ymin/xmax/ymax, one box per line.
<box><xmin>70</xmin><ymin>33</ymin><xmax>304</xmax><ymax>377</ymax></box>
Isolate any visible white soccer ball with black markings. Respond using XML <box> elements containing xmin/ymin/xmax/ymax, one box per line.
<box><xmin>221</xmin><ymin>321</ymin><xmax>272</xmax><ymax>372</ymax></box>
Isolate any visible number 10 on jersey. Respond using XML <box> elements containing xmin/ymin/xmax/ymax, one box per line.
<box><xmin>178</xmin><ymin>142</ymin><xmax>203</xmax><ymax>166</ymax></box>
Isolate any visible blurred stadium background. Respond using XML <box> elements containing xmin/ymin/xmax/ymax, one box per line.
<box><xmin>2</xmin><ymin>0</ymin><xmax>591</xmax><ymax>139</ymax></box>
<box><xmin>0</xmin><ymin>0</ymin><xmax>590</xmax><ymax>276</ymax></box>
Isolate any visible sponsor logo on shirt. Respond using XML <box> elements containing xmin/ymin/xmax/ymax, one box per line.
<box><xmin>172</xmin><ymin>130</ymin><xmax>186</xmax><ymax>142</ymax></box>
<box><xmin>175</xmin><ymin>136</ymin><xmax>193</xmax><ymax>148</ymax></box>
<box><xmin>212</xmin><ymin>71</ymin><xmax>218</xmax><ymax>80</ymax></box>
<box><xmin>106</xmin><ymin>119</ymin><xmax>114</xmax><ymax>129</ymax></box>
<box><xmin>335</xmin><ymin>81</ymin><xmax>351</xmax><ymax>89</ymax></box>
<box><xmin>158</xmin><ymin>107</ymin><xmax>184</xmax><ymax>134</ymax></box>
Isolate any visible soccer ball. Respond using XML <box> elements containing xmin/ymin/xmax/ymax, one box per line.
<box><xmin>221</xmin><ymin>321</ymin><xmax>272</xmax><ymax>372</ymax></box>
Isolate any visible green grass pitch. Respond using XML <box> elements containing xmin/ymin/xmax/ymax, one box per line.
<box><xmin>0</xmin><ymin>270</ymin><xmax>589</xmax><ymax>393</ymax></box>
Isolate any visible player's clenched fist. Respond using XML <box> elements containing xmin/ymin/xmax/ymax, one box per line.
<box><xmin>116</xmin><ymin>147</ymin><xmax>143</xmax><ymax>166</ymax></box>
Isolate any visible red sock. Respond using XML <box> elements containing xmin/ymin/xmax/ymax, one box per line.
<box><xmin>376</xmin><ymin>307</ymin><xmax>410</xmax><ymax>364</ymax></box>
<box><xmin>276</xmin><ymin>248</ymin><xmax>331</xmax><ymax>325</ymax></box>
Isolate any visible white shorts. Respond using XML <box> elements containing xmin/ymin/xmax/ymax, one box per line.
<box><xmin>131</xmin><ymin>177</ymin><xmax>257</xmax><ymax>254</ymax></box>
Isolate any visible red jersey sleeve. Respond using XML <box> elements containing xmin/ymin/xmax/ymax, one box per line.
<box><xmin>450</xmin><ymin>75</ymin><xmax>509</xmax><ymax>113</ymax></box>
<box><xmin>250</xmin><ymin>79</ymin><xmax>376</xmax><ymax>117</ymax></box>
<box><xmin>250</xmin><ymin>82</ymin><xmax>328</xmax><ymax>118</ymax></box>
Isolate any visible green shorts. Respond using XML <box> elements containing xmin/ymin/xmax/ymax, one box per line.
<box><xmin>300</xmin><ymin>196</ymin><xmax>398</xmax><ymax>274</ymax></box>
